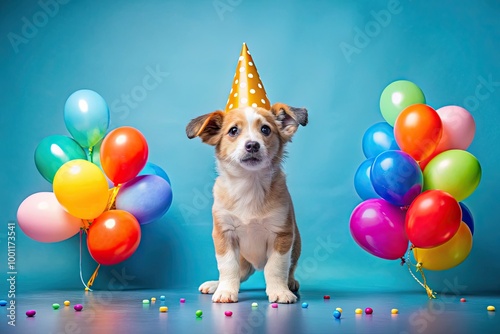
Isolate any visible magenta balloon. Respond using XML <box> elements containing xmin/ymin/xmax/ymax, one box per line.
<box><xmin>350</xmin><ymin>199</ymin><xmax>409</xmax><ymax>260</ymax></box>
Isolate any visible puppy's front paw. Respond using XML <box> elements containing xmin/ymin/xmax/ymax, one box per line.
<box><xmin>267</xmin><ymin>288</ymin><xmax>297</xmax><ymax>304</ymax></box>
<box><xmin>199</xmin><ymin>280</ymin><xmax>219</xmax><ymax>294</ymax></box>
<box><xmin>212</xmin><ymin>288</ymin><xmax>238</xmax><ymax>303</ymax></box>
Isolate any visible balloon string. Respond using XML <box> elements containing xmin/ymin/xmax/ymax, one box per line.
<box><xmin>79</xmin><ymin>230</ymin><xmax>93</xmax><ymax>291</ymax></box>
<box><xmin>88</xmin><ymin>146</ymin><xmax>94</xmax><ymax>163</ymax></box>
<box><xmin>86</xmin><ymin>264</ymin><xmax>101</xmax><ymax>289</ymax></box>
<box><xmin>406</xmin><ymin>247</ymin><xmax>437</xmax><ymax>299</ymax></box>
<box><xmin>107</xmin><ymin>185</ymin><xmax>121</xmax><ymax>210</ymax></box>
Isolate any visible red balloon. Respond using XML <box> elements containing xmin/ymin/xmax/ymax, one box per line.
<box><xmin>405</xmin><ymin>190</ymin><xmax>461</xmax><ymax>248</ymax></box>
<box><xmin>394</xmin><ymin>104</ymin><xmax>442</xmax><ymax>162</ymax></box>
<box><xmin>100</xmin><ymin>126</ymin><xmax>148</xmax><ymax>185</ymax></box>
<box><xmin>87</xmin><ymin>210</ymin><xmax>141</xmax><ymax>266</ymax></box>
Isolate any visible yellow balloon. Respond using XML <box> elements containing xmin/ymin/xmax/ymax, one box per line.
<box><xmin>53</xmin><ymin>159</ymin><xmax>109</xmax><ymax>219</ymax></box>
<box><xmin>413</xmin><ymin>222</ymin><xmax>473</xmax><ymax>271</ymax></box>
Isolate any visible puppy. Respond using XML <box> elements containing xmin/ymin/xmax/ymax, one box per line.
<box><xmin>186</xmin><ymin>103</ymin><xmax>308</xmax><ymax>303</ymax></box>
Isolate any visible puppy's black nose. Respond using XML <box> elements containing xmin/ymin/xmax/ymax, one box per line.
<box><xmin>245</xmin><ymin>141</ymin><xmax>260</xmax><ymax>153</ymax></box>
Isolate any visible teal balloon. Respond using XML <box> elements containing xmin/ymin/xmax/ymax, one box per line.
<box><xmin>64</xmin><ymin>89</ymin><xmax>110</xmax><ymax>148</ymax></box>
<box><xmin>379</xmin><ymin>80</ymin><xmax>426</xmax><ymax>126</ymax></box>
<box><xmin>34</xmin><ymin>135</ymin><xmax>87</xmax><ymax>183</ymax></box>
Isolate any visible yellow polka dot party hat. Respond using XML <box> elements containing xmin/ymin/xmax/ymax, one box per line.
<box><xmin>225</xmin><ymin>43</ymin><xmax>270</xmax><ymax>112</ymax></box>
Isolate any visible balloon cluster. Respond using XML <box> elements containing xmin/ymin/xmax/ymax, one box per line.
<box><xmin>350</xmin><ymin>80</ymin><xmax>481</xmax><ymax>294</ymax></box>
<box><xmin>17</xmin><ymin>89</ymin><xmax>173</xmax><ymax>271</ymax></box>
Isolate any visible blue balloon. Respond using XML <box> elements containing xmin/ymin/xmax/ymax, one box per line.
<box><xmin>138</xmin><ymin>162</ymin><xmax>171</xmax><ymax>185</ymax></box>
<box><xmin>459</xmin><ymin>202</ymin><xmax>474</xmax><ymax>235</ymax></box>
<box><xmin>371</xmin><ymin>150</ymin><xmax>422</xmax><ymax>206</ymax></box>
<box><xmin>64</xmin><ymin>89</ymin><xmax>110</xmax><ymax>148</ymax></box>
<box><xmin>354</xmin><ymin>158</ymin><xmax>381</xmax><ymax>200</ymax></box>
<box><xmin>362</xmin><ymin>122</ymin><xmax>399</xmax><ymax>159</ymax></box>
<box><xmin>116</xmin><ymin>175</ymin><xmax>173</xmax><ymax>225</ymax></box>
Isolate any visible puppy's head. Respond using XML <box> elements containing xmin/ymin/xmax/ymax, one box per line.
<box><xmin>186</xmin><ymin>103</ymin><xmax>308</xmax><ymax>171</ymax></box>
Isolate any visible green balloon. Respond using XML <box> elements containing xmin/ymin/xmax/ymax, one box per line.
<box><xmin>34</xmin><ymin>135</ymin><xmax>87</xmax><ymax>183</ymax></box>
<box><xmin>379</xmin><ymin>80</ymin><xmax>426</xmax><ymax>126</ymax></box>
<box><xmin>423</xmin><ymin>149</ymin><xmax>481</xmax><ymax>202</ymax></box>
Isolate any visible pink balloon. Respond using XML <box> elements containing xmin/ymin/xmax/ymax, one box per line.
<box><xmin>350</xmin><ymin>199</ymin><xmax>409</xmax><ymax>260</ymax></box>
<box><xmin>17</xmin><ymin>192</ymin><xmax>82</xmax><ymax>243</ymax></box>
<box><xmin>436</xmin><ymin>106</ymin><xmax>475</xmax><ymax>152</ymax></box>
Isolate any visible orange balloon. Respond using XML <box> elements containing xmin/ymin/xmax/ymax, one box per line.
<box><xmin>100</xmin><ymin>127</ymin><xmax>148</xmax><ymax>185</ymax></box>
<box><xmin>87</xmin><ymin>210</ymin><xmax>141</xmax><ymax>266</ymax></box>
<box><xmin>394</xmin><ymin>104</ymin><xmax>442</xmax><ymax>162</ymax></box>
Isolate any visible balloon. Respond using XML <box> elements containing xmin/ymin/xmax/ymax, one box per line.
<box><xmin>413</xmin><ymin>222</ymin><xmax>473</xmax><ymax>271</ymax></box>
<box><xmin>87</xmin><ymin>210</ymin><xmax>141</xmax><ymax>266</ymax></box>
<box><xmin>53</xmin><ymin>159</ymin><xmax>109</xmax><ymax>219</ymax></box>
<box><xmin>423</xmin><ymin>149</ymin><xmax>481</xmax><ymax>201</ymax></box>
<box><xmin>379</xmin><ymin>80</ymin><xmax>426</xmax><ymax>126</ymax></box>
<box><xmin>405</xmin><ymin>190</ymin><xmax>461</xmax><ymax>248</ymax></box>
<box><xmin>435</xmin><ymin>106</ymin><xmax>476</xmax><ymax>152</ymax></box>
<box><xmin>116</xmin><ymin>175</ymin><xmax>173</xmax><ymax>225</ymax></box>
<box><xmin>394</xmin><ymin>104</ymin><xmax>443</xmax><ymax>162</ymax></box>
<box><xmin>370</xmin><ymin>150</ymin><xmax>423</xmax><ymax>206</ymax></box>
<box><xmin>34</xmin><ymin>135</ymin><xmax>87</xmax><ymax>183</ymax></box>
<box><xmin>17</xmin><ymin>192</ymin><xmax>82</xmax><ymax>243</ymax></box>
<box><xmin>100</xmin><ymin>126</ymin><xmax>149</xmax><ymax>185</ymax></box>
<box><xmin>354</xmin><ymin>158</ymin><xmax>381</xmax><ymax>201</ymax></box>
<box><xmin>419</xmin><ymin>106</ymin><xmax>476</xmax><ymax>170</ymax></box>
<box><xmin>138</xmin><ymin>162</ymin><xmax>171</xmax><ymax>185</ymax></box>
<box><xmin>350</xmin><ymin>199</ymin><xmax>408</xmax><ymax>260</ymax></box>
<box><xmin>64</xmin><ymin>89</ymin><xmax>110</xmax><ymax>148</ymax></box>
<box><xmin>459</xmin><ymin>202</ymin><xmax>474</xmax><ymax>235</ymax></box>
<box><xmin>362</xmin><ymin>122</ymin><xmax>399</xmax><ymax>159</ymax></box>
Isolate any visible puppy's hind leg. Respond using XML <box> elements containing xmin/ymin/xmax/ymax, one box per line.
<box><xmin>288</xmin><ymin>227</ymin><xmax>301</xmax><ymax>292</ymax></box>
<box><xmin>239</xmin><ymin>255</ymin><xmax>255</xmax><ymax>284</ymax></box>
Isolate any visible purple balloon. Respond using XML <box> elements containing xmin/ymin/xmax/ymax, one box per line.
<box><xmin>350</xmin><ymin>199</ymin><xmax>409</xmax><ymax>260</ymax></box>
<box><xmin>116</xmin><ymin>175</ymin><xmax>173</xmax><ymax>225</ymax></box>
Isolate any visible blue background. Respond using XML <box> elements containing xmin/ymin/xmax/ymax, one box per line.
<box><xmin>0</xmin><ymin>0</ymin><xmax>499</xmax><ymax>294</ymax></box>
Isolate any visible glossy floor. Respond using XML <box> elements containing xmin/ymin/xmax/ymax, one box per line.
<box><xmin>0</xmin><ymin>289</ymin><xmax>498</xmax><ymax>333</ymax></box>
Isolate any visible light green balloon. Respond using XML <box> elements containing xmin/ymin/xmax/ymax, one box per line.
<box><xmin>423</xmin><ymin>150</ymin><xmax>481</xmax><ymax>201</ymax></box>
<box><xmin>379</xmin><ymin>80</ymin><xmax>426</xmax><ymax>126</ymax></box>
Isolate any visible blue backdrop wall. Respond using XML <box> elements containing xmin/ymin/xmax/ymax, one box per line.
<box><xmin>1</xmin><ymin>0</ymin><xmax>499</xmax><ymax>294</ymax></box>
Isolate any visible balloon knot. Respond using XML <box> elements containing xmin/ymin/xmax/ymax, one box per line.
<box><xmin>400</xmin><ymin>257</ymin><xmax>406</xmax><ymax>266</ymax></box>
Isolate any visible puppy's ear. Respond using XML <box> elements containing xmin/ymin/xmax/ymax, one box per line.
<box><xmin>270</xmin><ymin>103</ymin><xmax>308</xmax><ymax>140</ymax></box>
<box><xmin>186</xmin><ymin>111</ymin><xmax>225</xmax><ymax>146</ymax></box>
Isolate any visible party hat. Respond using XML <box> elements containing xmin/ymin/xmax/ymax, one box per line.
<box><xmin>225</xmin><ymin>43</ymin><xmax>270</xmax><ymax>112</ymax></box>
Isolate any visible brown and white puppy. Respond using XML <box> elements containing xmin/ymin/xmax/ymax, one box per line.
<box><xmin>186</xmin><ymin>103</ymin><xmax>308</xmax><ymax>303</ymax></box>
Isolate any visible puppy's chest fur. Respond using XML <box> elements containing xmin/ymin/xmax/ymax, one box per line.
<box><xmin>213</xmin><ymin>170</ymin><xmax>292</xmax><ymax>270</ymax></box>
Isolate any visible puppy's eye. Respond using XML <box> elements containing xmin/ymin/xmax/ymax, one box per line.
<box><xmin>261</xmin><ymin>125</ymin><xmax>271</xmax><ymax>136</ymax></box>
<box><xmin>228</xmin><ymin>126</ymin><xmax>238</xmax><ymax>137</ymax></box>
